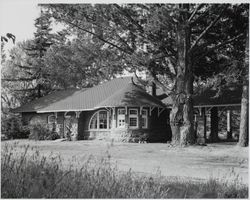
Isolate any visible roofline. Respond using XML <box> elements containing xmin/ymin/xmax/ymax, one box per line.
<box><xmin>37</xmin><ymin>108</ymin><xmax>96</xmax><ymax>113</ymax></box>
<box><xmin>165</xmin><ymin>103</ymin><xmax>241</xmax><ymax>109</ymax></box>
<box><xmin>194</xmin><ymin>103</ymin><xmax>241</xmax><ymax>108</ymax></box>
<box><xmin>94</xmin><ymin>105</ymin><xmax>165</xmax><ymax>109</ymax></box>
<box><xmin>37</xmin><ymin>105</ymin><xmax>167</xmax><ymax>113</ymax></box>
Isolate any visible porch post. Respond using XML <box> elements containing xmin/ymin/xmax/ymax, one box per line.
<box><xmin>125</xmin><ymin>106</ymin><xmax>129</xmax><ymax>129</ymax></box>
<box><xmin>202</xmin><ymin>108</ymin><xmax>207</xmax><ymax>141</ymax></box>
<box><xmin>227</xmin><ymin>110</ymin><xmax>232</xmax><ymax>139</ymax></box>
<box><xmin>54</xmin><ymin>112</ymin><xmax>59</xmax><ymax>134</ymax></box>
<box><xmin>112</xmin><ymin>107</ymin><xmax>116</xmax><ymax>129</ymax></box>
<box><xmin>72</xmin><ymin>111</ymin><xmax>81</xmax><ymax>141</ymax></box>
<box><xmin>210</xmin><ymin>107</ymin><xmax>219</xmax><ymax>142</ymax></box>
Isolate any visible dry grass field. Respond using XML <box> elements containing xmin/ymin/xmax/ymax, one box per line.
<box><xmin>2</xmin><ymin>139</ymin><xmax>248</xmax><ymax>185</ymax></box>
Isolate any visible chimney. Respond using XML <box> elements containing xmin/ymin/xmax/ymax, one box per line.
<box><xmin>151</xmin><ymin>82</ymin><xmax>156</xmax><ymax>97</ymax></box>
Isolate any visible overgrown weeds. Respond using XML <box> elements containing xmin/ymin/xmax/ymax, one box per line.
<box><xmin>1</xmin><ymin>143</ymin><xmax>248</xmax><ymax>198</ymax></box>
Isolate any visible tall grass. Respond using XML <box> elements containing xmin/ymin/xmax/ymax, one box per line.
<box><xmin>1</xmin><ymin>143</ymin><xmax>248</xmax><ymax>198</ymax></box>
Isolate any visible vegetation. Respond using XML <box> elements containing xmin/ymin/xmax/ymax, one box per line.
<box><xmin>43</xmin><ymin>4</ymin><xmax>249</xmax><ymax>146</ymax></box>
<box><xmin>28</xmin><ymin>122</ymin><xmax>60</xmax><ymax>140</ymax></box>
<box><xmin>1</xmin><ymin>4</ymin><xmax>248</xmax><ymax>145</ymax></box>
<box><xmin>1</xmin><ymin>144</ymin><xmax>248</xmax><ymax>198</ymax></box>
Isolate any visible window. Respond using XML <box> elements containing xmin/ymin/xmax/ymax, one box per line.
<box><xmin>89</xmin><ymin>110</ymin><xmax>110</xmax><ymax>130</ymax></box>
<box><xmin>141</xmin><ymin>109</ymin><xmax>148</xmax><ymax>128</ymax></box>
<box><xmin>99</xmin><ymin>111</ymin><xmax>108</xmax><ymax>129</ymax></box>
<box><xmin>89</xmin><ymin>113</ymin><xmax>98</xmax><ymax>129</ymax></box>
<box><xmin>48</xmin><ymin>115</ymin><xmax>56</xmax><ymax>124</ymax></box>
<box><xmin>118</xmin><ymin>109</ymin><xmax>125</xmax><ymax>128</ymax></box>
<box><xmin>129</xmin><ymin>109</ymin><xmax>138</xmax><ymax>128</ymax></box>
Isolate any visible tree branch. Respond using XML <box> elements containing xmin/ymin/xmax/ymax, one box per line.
<box><xmin>64</xmin><ymin>19</ymin><xmax>132</xmax><ymax>55</ymax></box>
<box><xmin>149</xmin><ymin>70</ymin><xmax>173</xmax><ymax>95</ymax></box>
<box><xmin>113</xmin><ymin>4</ymin><xmax>144</xmax><ymax>32</ymax></box>
<box><xmin>196</xmin><ymin>33</ymin><xmax>244</xmax><ymax>61</ymax></box>
<box><xmin>190</xmin><ymin>6</ymin><xmax>227</xmax><ymax>52</ymax></box>
<box><xmin>15</xmin><ymin>64</ymin><xmax>32</xmax><ymax>70</ymax></box>
<box><xmin>2</xmin><ymin>78</ymin><xmax>35</xmax><ymax>82</ymax></box>
<box><xmin>188</xmin><ymin>4</ymin><xmax>204</xmax><ymax>23</ymax></box>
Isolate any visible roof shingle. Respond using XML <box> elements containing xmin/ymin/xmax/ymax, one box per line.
<box><xmin>14</xmin><ymin>77</ymin><xmax>163</xmax><ymax>113</ymax></box>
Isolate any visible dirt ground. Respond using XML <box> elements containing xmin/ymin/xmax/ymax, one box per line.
<box><xmin>1</xmin><ymin>139</ymin><xmax>249</xmax><ymax>185</ymax></box>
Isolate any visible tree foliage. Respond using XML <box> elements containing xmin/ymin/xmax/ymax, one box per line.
<box><xmin>42</xmin><ymin>3</ymin><xmax>248</xmax><ymax>145</ymax></box>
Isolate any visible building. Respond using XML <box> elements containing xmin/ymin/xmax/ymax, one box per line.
<box><xmin>14</xmin><ymin>77</ymin><xmax>172</xmax><ymax>142</ymax></box>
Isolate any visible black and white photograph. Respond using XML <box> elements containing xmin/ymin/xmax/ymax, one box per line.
<box><xmin>1</xmin><ymin>0</ymin><xmax>249</xmax><ymax>198</ymax></box>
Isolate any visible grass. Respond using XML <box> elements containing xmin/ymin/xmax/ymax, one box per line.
<box><xmin>1</xmin><ymin>143</ymin><xmax>248</xmax><ymax>198</ymax></box>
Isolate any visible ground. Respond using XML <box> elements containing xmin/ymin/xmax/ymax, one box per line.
<box><xmin>1</xmin><ymin>139</ymin><xmax>248</xmax><ymax>185</ymax></box>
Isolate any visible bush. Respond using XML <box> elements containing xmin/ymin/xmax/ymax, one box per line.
<box><xmin>1</xmin><ymin>144</ymin><xmax>248</xmax><ymax>198</ymax></box>
<box><xmin>28</xmin><ymin>122</ymin><xmax>60</xmax><ymax>140</ymax></box>
<box><xmin>1</xmin><ymin>114</ymin><xmax>30</xmax><ymax>139</ymax></box>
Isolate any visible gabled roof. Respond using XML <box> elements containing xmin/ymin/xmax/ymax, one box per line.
<box><xmin>162</xmin><ymin>86</ymin><xmax>242</xmax><ymax>107</ymax></box>
<box><xmin>14</xmin><ymin>77</ymin><xmax>164</xmax><ymax>113</ymax></box>
<box><xmin>13</xmin><ymin>89</ymin><xmax>81</xmax><ymax>113</ymax></box>
<box><xmin>95</xmin><ymin>82</ymin><xmax>165</xmax><ymax>108</ymax></box>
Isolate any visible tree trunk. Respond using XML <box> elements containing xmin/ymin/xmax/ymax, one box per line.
<box><xmin>210</xmin><ymin>107</ymin><xmax>219</xmax><ymax>142</ymax></box>
<box><xmin>238</xmin><ymin>29</ymin><xmax>249</xmax><ymax>147</ymax></box>
<box><xmin>238</xmin><ymin>85</ymin><xmax>248</xmax><ymax>146</ymax></box>
<box><xmin>170</xmin><ymin>4</ymin><xmax>195</xmax><ymax>146</ymax></box>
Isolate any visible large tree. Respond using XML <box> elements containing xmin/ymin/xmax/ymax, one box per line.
<box><xmin>42</xmin><ymin>4</ymin><xmax>248</xmax><ymax>145</ymax></box>
<box><xmin>238</xmin><ymin>29</ymin><xmax>249</xmax><ymax>147</ymax></box>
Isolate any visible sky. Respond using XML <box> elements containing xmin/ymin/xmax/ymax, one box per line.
<box><xmin>0</xmin><ymin>0</ymin><xmax>40</xmax><ymax>51</ymax></box>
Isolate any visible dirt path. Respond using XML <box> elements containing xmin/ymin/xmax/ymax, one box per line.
<box><xmin>2</xmin><ymin>140</ymin><xmax>248</xmax><ymax>185</ymax></box>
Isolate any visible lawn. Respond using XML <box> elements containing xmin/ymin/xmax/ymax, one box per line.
<box><xmin>2</xmin><ymin>139</ymin><xmax>248</xmax><ymax>185</ymax></box>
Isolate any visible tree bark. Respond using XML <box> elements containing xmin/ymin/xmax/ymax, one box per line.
<box><xmin>210</xmin><ymin>107</ymin><xmax>219</xmax><ymax>142</ymax></box>
<box><xmin>238</xmin><ymin>29</ymin><xmax>249</xmax><ymax>147</ymax></box>
<box><xmin>170</xmin><ymin>4</ymin><xmax>195</xmax><ymax>146</ymax></box>
<box><xmin>238</xmin><ymin>85</ymin><xmax>248</xmax><ymax>146</ymax></box>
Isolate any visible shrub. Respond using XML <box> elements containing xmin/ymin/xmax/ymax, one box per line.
<box><xmin>1</xmin><ymin>144</ymin><xmax>248</xmax><ymax>199</ymax></box>
<box><xmin>1</xmin><ymin>114</ymin><xmax>30</xmax><ymax>139</ymax></box>
<box><xmin>28</xmin><ymin>122</ymin><xmax>59</xmax><ymax>140</ymax></box>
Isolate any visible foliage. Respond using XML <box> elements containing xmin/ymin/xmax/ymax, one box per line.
<box><xmin>43</xmin><ymin>35</ymin><xmax>124</xmax><ymax>89</ymax></box>
<box><xmin>1</xmin><ymin>144</ymin><xmax>248</xmax><ymax>198</ymax></box>
<box><xmin>1</xmin><ymin>33</ymin><xmax>16</xmax><ymax>63</ymax></box>
<box><xmin>43</xmin><ymin>4</ymin><xmax>248</xmax><ymax>88</ymax></box>
<box><xmin>1</xmin><ymin>114</ymin><xmax>30</xmax><ymax>139</ymax></box>
<box><xmin>42</xmin><ymin>3</ymin><xmax>248</xmax><ymax>145</ymax></box>
<box><xmin>28</xmin><ymin>122</ymin><xmax>59</xmax><ymax>140</ymax></box>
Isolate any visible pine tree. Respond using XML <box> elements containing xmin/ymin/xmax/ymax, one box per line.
<box><xmin>23</xmin><ymin>9</ymin><xmax>54</xmax><ymax>98</ymax></box>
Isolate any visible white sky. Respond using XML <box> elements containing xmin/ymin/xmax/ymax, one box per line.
<box><xmin>0</xmin><ymin>0</ymin><xmax>40</xmax><ymax>51</ymax></box>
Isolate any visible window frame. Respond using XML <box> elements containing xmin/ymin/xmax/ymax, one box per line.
<box><xmin>48</xmin><ymin>114</ymin><xmax>56</xmax><ymax>124</ymax></box>
<box><xmin>128</xmin><ymin>108</ymin><xmax>139</xmax><ymax>129</ymax></box>
<box><xmin>117</xmin><ymin>108</ymin><xmax>126</xmax><ymax>128</ymax></box>
<box><xmin>89</xmin><ymin>110</ymin><xmax>110</xmax><ymax>131</ymax></box>
<box><xmin>141</xmin><ymin>109</ymin><xmax>148</xmax><ymax>129</ymax></box>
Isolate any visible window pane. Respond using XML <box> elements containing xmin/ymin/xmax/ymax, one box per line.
<box><xmin>129</xmin><ymin>109</ymin><xmax>137</xmax><ymax>115</ymax></box>
<box><xmin>118</xmin><ymin>109</ymin><xmax>125</xmax><ymax>115</ymax></box>
<box><xmin>129</xmin><ymin>117</ymin><xmax>137</xmax><ymax>127</ymax></box>
<box><xmin>142</xmin><ymin>109</ymin><xmax>147</xmax><ymax>116</ymax></box>
<box><xmin>99</xmin><ymin>111</ymin><xmax>107</xmax><ymax>129</ymax></box>
<box><xmin>118</xmin><ymin>119</ymin><xmax>125</xmax><ymax>127</ymax></box>
<box><xmin>90</xmin><ymin>113</ymin><xmax>98</xmax><ymax>129</ymax></box>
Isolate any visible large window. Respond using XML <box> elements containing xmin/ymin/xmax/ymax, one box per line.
<box><xmin>141</xmin><ymin>109</ymin><xmax>148</xmax><ymax>128</ymax></box>
<box><xmin>129</xmin><ymin>109</ymin><xmax>138</xmax><ymax>128</ymax></box>
<box><xmin>117</xmin><ymin>109</ymin><xmax>125</xmax><ymax>128</ymax></box>
<box><xmin>89</xmin><ymin>110</ymin><xmax>110</xmax><ymax>130</ymax></box>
